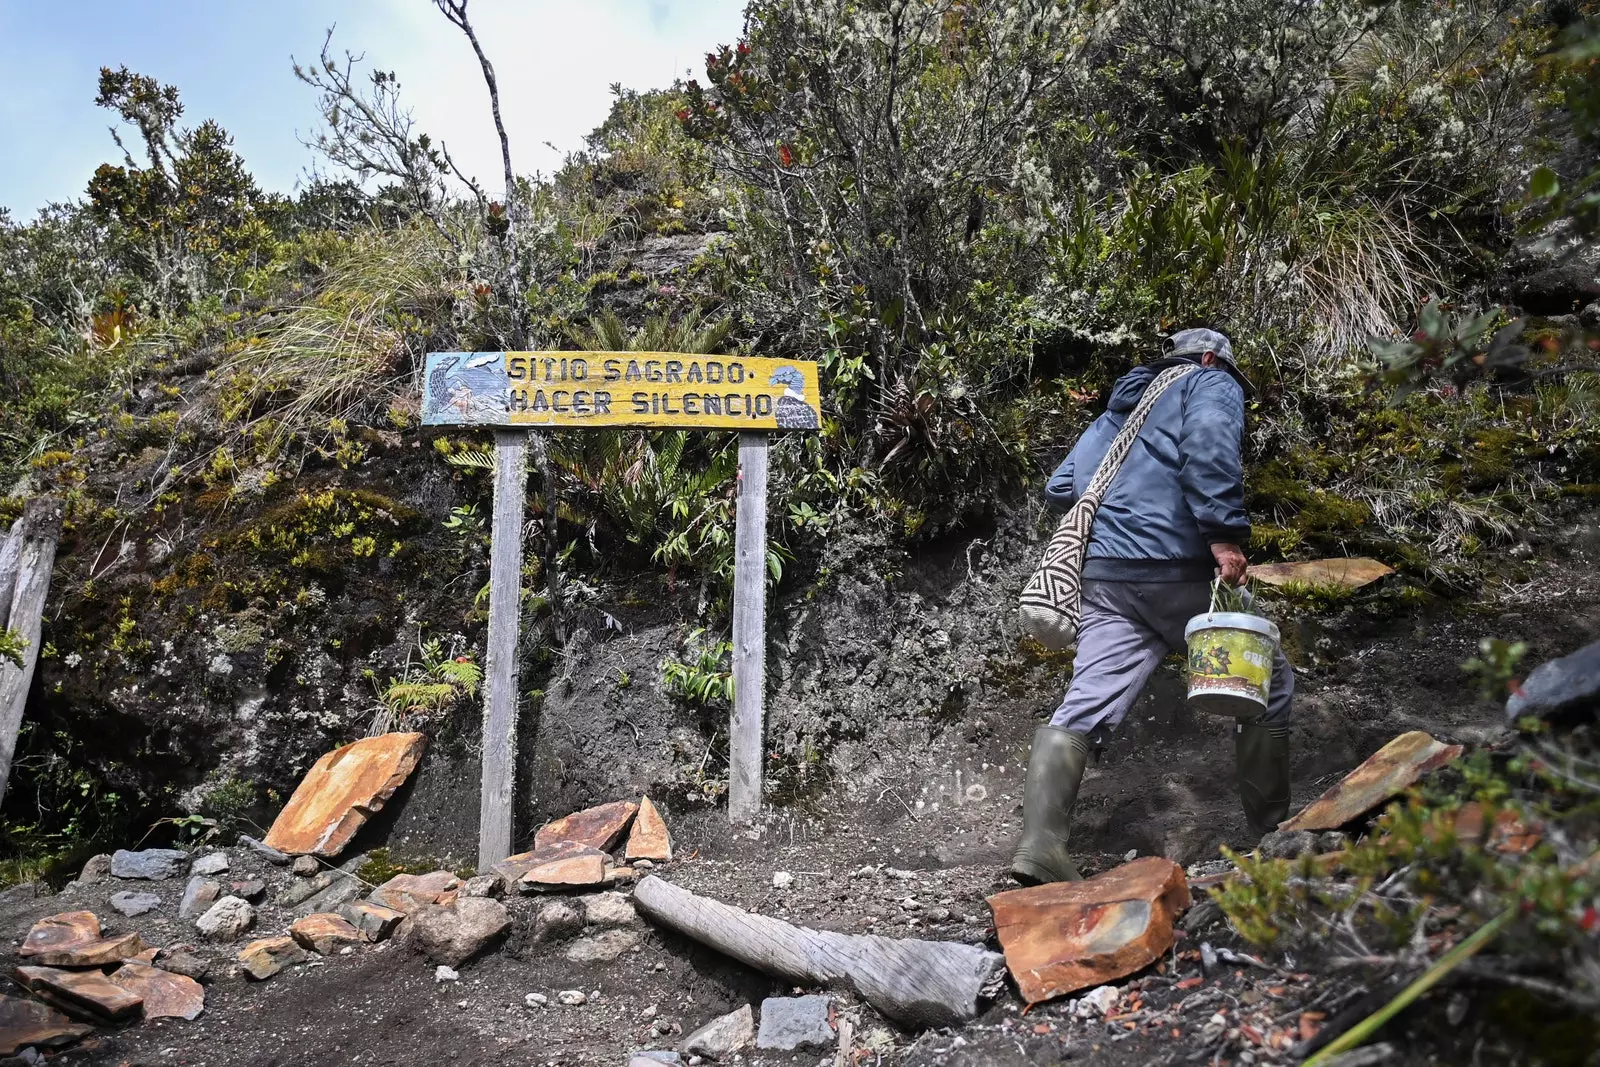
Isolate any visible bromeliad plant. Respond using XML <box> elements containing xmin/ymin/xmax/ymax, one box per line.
<box><xmin>661</xmin><ymin>628</ymin><xmax>734</xmax><ymax>709</ymax></box>
<box><xmin>374</xmin><ymin>637</ymin><xmax>483</xmax><ymax>733</ymax></box>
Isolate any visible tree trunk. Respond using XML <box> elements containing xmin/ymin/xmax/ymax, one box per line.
<box><xmin>0</xmin><ymin>498</ymin><xmax>64</xmax><ymax>806</ymax></box>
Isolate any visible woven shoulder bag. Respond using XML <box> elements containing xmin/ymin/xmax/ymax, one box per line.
<box><xmin>1018</xmin><ymin>363</ymin><xmax>1198</xmax><ymax>650</ymax></box>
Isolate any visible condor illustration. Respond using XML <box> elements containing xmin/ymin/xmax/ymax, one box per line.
<box><xmin>426</xmin><ymin>353</ymin><xmax>510</xmax><ymax>423</ymax></box>
<box><xmin>768</xmin><ymin>365</ymin><xmax>820</xmax><ymax>430</ymax></box>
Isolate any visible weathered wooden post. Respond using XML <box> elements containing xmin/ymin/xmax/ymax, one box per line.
<box><xmin>422</xmin><ymin>350</ymin><xmax>819</xmax><ymax>846</ymax></box>
<box><xmin>478</xmin><ymin>429</ymin><xmax>527</xmax><ymax>868</ymax></box>
<box><xmin>728</xmin><ymin>433</ymin><xmax>769</xmax><ymax>824</ymax></box>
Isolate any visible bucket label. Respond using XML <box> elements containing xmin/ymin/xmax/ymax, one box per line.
<box><xmin>1187</xmin><ymin>626</ymin><xmax>1274</xmax><ymax>704</ymax></box>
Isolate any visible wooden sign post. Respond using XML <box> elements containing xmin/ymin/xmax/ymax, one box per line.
<box><xmin>422</xmin><ymin>351</ymin><xmax>821</xmax><ymax>863</ymax></box>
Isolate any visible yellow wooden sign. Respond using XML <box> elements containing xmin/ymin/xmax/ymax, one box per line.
<box><xmin>422</xmin><ymin>351</ymin><xmax>822</xmax><ymax>431</ymax></box>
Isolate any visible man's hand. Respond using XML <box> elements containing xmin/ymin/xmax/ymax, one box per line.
<box><xmin>1210</xmin><ymin>542</ymin><xmax>1249</xmax><ymax>586</ymax></box>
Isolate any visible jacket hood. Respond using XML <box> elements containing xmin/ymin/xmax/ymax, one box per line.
<box><xmin>1106</xmin><ymin>362</ymin><xmax>1167</xmax><ymax>414</ymax></box>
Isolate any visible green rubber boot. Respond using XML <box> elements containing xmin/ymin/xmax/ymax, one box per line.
<box><xmin>1011</xmin><ymin>724</ymin><xmax>1091</xmax><ymax>886</ymax></box>
<box><xmin>1236</xmin><ymin>719</ymin><xmax>1291</xmax><ymax>836</ymax></box>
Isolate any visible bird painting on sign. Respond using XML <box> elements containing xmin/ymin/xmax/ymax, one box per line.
<box><xmin>769</xmin><ymin>366</ymin><xmax>820</xmax><ymax>430</ymax></box>
<box><xmin>426</xmin><ymin>353</ymin><xmax>511</xmax><ymax>423</ymax></box>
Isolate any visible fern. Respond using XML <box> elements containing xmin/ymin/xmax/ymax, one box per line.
<box><xmin>444</xmin><ymin>448</ymin><xmax>495</xmax><ymax>473</ymax></box>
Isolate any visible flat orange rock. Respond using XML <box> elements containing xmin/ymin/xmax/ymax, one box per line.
<box><xmin>625</xmin><ymin>797</ymin><xmax>674</xmax><ymax>863</ymax></box>
<box><xmin>988</xmin><ymin>857</ymin><xmax>1192</xmax><ymax>1005</ymax></box>
<box><xmin>18</xmin><ymin>911</ymin><xmax>144</xmax><ymax>967</ymax></box>
<box><xmin>1280</xmin><ymin>731</ymin><xmax>1463</xmax><ymax>832</ymax></box>
<box><xmin>109</xmin><ymin>961</ymin><xmax>204</xmax><ymax>1020</ymax></box>
<box><xmin>522</xmin><ymin>850</ymin><xmax>608</xmax><ymax>891</ymax></box>
<box><xmin>237</xmin><ymin>937</ymin><xmax>309</xmax><ymax>980</ymax></box>
<box><xmin>0</xmin><ymin>993</ymin><xmax>92</xmax><ymax>1054</ymax></box>
<box><xmin>368</xmin><ymin>871</ymin><xmax>461</xmax><ymax>915</ymax></box>
<box><xmin>264</xmin><ymin>732</ymin><xmax>426</xmax><ymax>857</ymax></box>
<box><xmin>495</xmin><ymin>839</ymin><xmax>606</xmax><ymax>884</ymax></box>
<box><xmin>289</xmin><ymin>912</ymin><xmax>364</xmax><ymax>955</ymax></box>
<box><xmin>14</xmin><ymin>965</ymin><xmax>143</xmax><ymax>1022</ymax></box>
<box><xmin>1248</xmin><ymin>558</ymin><xmax>1394</xmax><ymax>590</ymax></box>
<box><xmin>1438</xmin><ymin>802</ymin><xmax>1542</xmax><ymax>856</ymax></box>
<box><xmin>533</xmin><ymin>800</ymin><xmax>638</xmax><ymax>852</ymax></box>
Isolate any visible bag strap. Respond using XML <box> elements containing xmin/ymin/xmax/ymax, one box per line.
<box><xmin>1077</xmin><ymin>363</ymin><xmax>1198</xmax><ymax>508</ymax></box>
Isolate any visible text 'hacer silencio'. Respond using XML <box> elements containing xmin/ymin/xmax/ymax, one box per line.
<box><xmin>421</xmin><ymin>351</ymin><xmax>822</xmax><ymax>431</ymax></box>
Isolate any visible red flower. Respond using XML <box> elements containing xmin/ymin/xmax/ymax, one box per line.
<box><xmin>778</xmin><ymin>144</ymin><xmax>794</xmax><ymax>167</ymax></box>
<box><xmin>1581</xmin><ymin>907</ymin><xmax>1598</xmax><ymax>933</ymax></box>
<box><xmin>738</xmin><ymin>41</ymin><xmax>751</xmax><ymax>55</ymax></box>
<box><xmin>675</xmin><ymin>109</ymin><xmax>690</xmax><ymax>123</ymax></box>
<box><xmin>455</xmin><ymin>656</ymin><xmax>473</xmax><ymax>664</ymax></box>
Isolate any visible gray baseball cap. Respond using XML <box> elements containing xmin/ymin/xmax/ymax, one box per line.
<box><xmin>1164</xmin><ymin>327</ymin><xmax>1253</xmax><ymax>395</ymax></box>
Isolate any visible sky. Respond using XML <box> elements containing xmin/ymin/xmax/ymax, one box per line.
<box><xmin>0</xmin><ymin>0</ymin><xmax>747</xmax><ymax>217</ymax></box>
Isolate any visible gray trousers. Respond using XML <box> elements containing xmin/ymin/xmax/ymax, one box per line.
<box><xmin>1050</xmin><ymin>580</ymin><xmax>1294</xmax><ymax>743</ymax></box>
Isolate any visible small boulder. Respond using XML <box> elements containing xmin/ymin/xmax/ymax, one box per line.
<box><xmin>292</xmin><ymin>855</ymin><xmax>320</xmax><ymax>877</ymax></box>
<box><xmin>755</xmin><ymin>995</ymin><xmax>834</xmax><ymax>1052</ymax></box>
<box><xmin>238</xmin><ymin>835</ymin><xmax>291</xmax><ymax>865</ymax></box>
<box><xmin>681</xmin><ymin>1003</ymin><xmax>754</xmax><ymax>1059</ymax></box>
<box><xmin>1506</xmin><ymin>640</ymin><xmax>1600</xmax><ymax>724</ymax></box>
<box><xmin>195</xmin><ymin>896</ymin><xmax>255</xmax><ymax>941</ymax></box>
<box><xmin>625</xmin><ymin>796</ymin><xmax>674</xmax><ymax>863</ymax></box>
<box><xmin>563</xmin><ymin>927</ymin><xmax>640</xmax><ymax>963</ymax></box>
<box><xmin>153</xmin><ymin>945</ymin><xmax>209</xmax><ymax>981</ymax></box>
<box><xmin>236</xmin><ymin>937</ymin><xmax>308</xmax><ymax>980</ymax></box>
<box><xmin>408</xmin><ymin>898</ymin><xmax>510</xmax><ymax>967</ymax></box>
<box><xmin>13</xmin><ymin>966</ymin><xmax>143</xmax><ymax>1023</ymax></box>
<box><xmin>533</xmin><ymin>900</ymin><xmax>584</xmax><ymax>943</ymax></box>
<box><xmin>0</xmin><ymin>992</ymin><xmax>92</xmax><ymax>1054</ymax></box>
<box><xmin>1073</xmin><ymin>985</ymin><xmax>1121</xmax><ymax>1019</ymax></box>
<box><xmin>19</xmin><ymin>912</ymin><xmax>144</xmax><ymax>968</ymax></box>
<box><xmin>190</xmin><ymin>853</ymin><xmax>230</xmax><ymax>877</ymax></box>
<box><xmin>229</xmin><ymin>879</ymin><xmax>267</xmax><ymax>904</ymax></box>
<box><xmin>461</xmin><ymin>873</ymin><xmax>505</xmax><ymax>899</ymax></box>
<box><xmin>109</xmin><ymin>892</ymin><xmax>162</xmax><ymax>918</ymax></box>
<box><xmin>339</xmin><ymin>900</ymin><xmax>405</xmax><ymax>942</ymax></box>
<box><xmin>579</xmin><ymin>891</ymin><xmax>637</xmax><ymax>928</ymax></box>
<box><xmin>289</xmin><ymin>912</ymin><xmax>363</xmax><ymax>955</ymax></box>
<box><xmin>434</xmin><ymin>965</ymin><xmax>459</xmax><ymax>983</ymax></box>
<box><xmin>533</xmin><ymin>800</ymin><xmax>638</xmax><ymax>852</ymax></box>
<box><xmin>110</xmin><ymin>849</ymin><xmax>188</xmax><ymax>881</ymax></box>
<box><xmin>1258</xmin><ymin>830</ymin><xmax>1317</xmax><ymax>859</ymax></box>
<box><xmin>108</xmin><ymin>961</ymin><xmax>204</xmax><ymax>1020</ymax></box>
<box><xmin>987</xmin><ymin>857</ymin><xmax>1192</xmax><ymax>1004</ymax></box>
<box><xmin>557</xmin><ymin>990</ymin><xmax>587</xmax><ymax>1006</ymax></box>
<box><xmin>77</xmin><ymin>855</ymin><xmax>113</xmax><ymax>887</ymax></box>
<box><xmin>179</xmin><ymin>877</ymin><xmax>222</xmax><ymax>920</ymax></box>
<box><xmin>369</xmin><ymin>871</ymin><xmax>461</xmax><ymax>915</ymax></box>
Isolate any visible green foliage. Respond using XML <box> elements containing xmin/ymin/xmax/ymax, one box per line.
<box><xmin>374</xmin><ymin>636</ymin><xmax>482</xmax><ymax>734</ymax></box>
<box><xmin>0</xmin><ymin>628</ymin><xmax>25</xmax><ymax>669</ymax></box>
<box><xmin>1463</xmin><ymin>637</ymin><xmax>1532</xmax><ymax>702</ymax></box>
<box><xmin>661</xmin><ymin>628</ymin><xmax>734</xmax><ymax>708</ymax></box>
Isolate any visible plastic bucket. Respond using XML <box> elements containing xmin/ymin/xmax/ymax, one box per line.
<box><xmin>1184</xmin><ymin>611</ymin><xmax>1279</xmax><ymax>717</ymax></box>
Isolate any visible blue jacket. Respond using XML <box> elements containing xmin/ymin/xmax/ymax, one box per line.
<box><xmin>1045</xmin><ymin>359</ymin><xmax>1250</xmax><ymax>581</ymax></box>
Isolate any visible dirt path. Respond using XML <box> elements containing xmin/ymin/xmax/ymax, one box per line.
<box><xmin>9</xmin><ymin>516</ymin><xmax>1599</xmax><ymax>1066</ymax></box>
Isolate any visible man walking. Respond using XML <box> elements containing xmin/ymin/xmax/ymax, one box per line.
<box><xmin>1011</xmin><ymin>328</ymin><xmax>1294</xmax><ymax>886</ymax></box>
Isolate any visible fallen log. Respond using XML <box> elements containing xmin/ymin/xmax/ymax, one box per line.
<box><xmin>632</xmin><ymin>875</ymin><xmax>1003</xmax><ymax>1029</ymax></box>
<box><xmin>0</xmin><ymin>498</ymin><xmax>62</xmax><ymax>807</ymax></box>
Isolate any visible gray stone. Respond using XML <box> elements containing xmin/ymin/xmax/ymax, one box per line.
<box><xmin>279</xmin><ymin>852</ymin><xmax>367</xmax><ymax>915</ymax></box>
<box><xmin>1581</xmin><ymin>301</ymin><xmax>1600</xmax><ymax>330</ymax></box>
<box><xmin>179</xmin><ymin>877</ymin><xmax>222</xmax><ymax>920</ymax></box>
<box><xmin>434</xmin><ymin>965</ymin><xmax>459</xmax><ymax>983</ymax></box>
<box><xmin>78</xmin><ymin>854</ymin><xmax>113</xmax><ymax>886</ymax></box>
<box><xmin>110</xmin><ymin>848</ymin><xmax>189</xmax><ymax>880</ymax></box>
<box><xmin>1507</xmin><ymin>640</ymin><xmax>1600</xmax><ymax>723</ymax></box>
<box><xmin>534</xmin><ymin>900</ymin><xmax>585</xmax><ymax>943</ymax></box>
<box><xmin>191</xmin><ymin>852</ymin><xmax>230</xmax><ymax>877</ymax></box>
<box><xmin>461</xmin><ymin>873</ymin><xmax>505</xmax><ymax>899</ymax></box>
<box><xmin>238</xmin><ymin>835</ymin><xmax>291</xmax><ymax>865</ymax></box>
<box><xmin>1317</xmin><ymin>831</ymin><xmax>1351</xmax><ymax>854</ymax></box>
<box><xmin>155</xmin><ymin>946</ymin><xmax>209</xmax><ymax>980</ymax></box>
<box><xmin>755</xmin><ymin>995</ymin><xmax>834</xmax><ymax>1051</ymax></box>
<box><xmin>681</xmin><ymin>1004</ymin><xmax>754</xmax><ymax>1059</ymax></box>
<box><xmin>631</xmin><ymin>1054</ymin><xmax>682</xmax><ymax>1066</ymax></box>
<box><xmin>563</xmin><ymin>927</ymin><xmax>641</xmax><ymax>963</ymax></box>
<box><xmin>230</xmin><ymin>879</ymin><xmax>266</xmax><ymax>903</ymax></box>
<box><xmin>558</xmin><ymin>990</ymin><xmax>587</xmax><ymax>1006</ymax></box>
<box><xmin>109</xmin><ymin>891</ymin><xmax>162</xmax><ymax>917</ymax></box>
<box><xmin>580</xmin><ymin>891</ymin><xmax>637</xmax><ymax>927</ymax></box>
<box><xmin>292</xmin><ymin>855</ymin><xmax>319</xmax><ymax>877</ymax></box>
<box><xmin>409</xmin><ymin>898</ymin><xmax>511</xmax><ymax>968</ymax></box>
<box><xmin>195</xmin><ymin>896</ymin><xmax>256</xmax><ymax>940</ymax></box>
<box><xmin>1258</xmin><ymin>829</ymin><xmax>1317</xmax><ymax>859</ymax></box>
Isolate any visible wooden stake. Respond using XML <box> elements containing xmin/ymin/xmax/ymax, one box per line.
<box><xmin>0</xmin><ymin>498</ymin><xmax>63</xmax><ymax>806</ymax></box>
<box><xmin>479</xmin><ymin>429</ymin><xmax>527</xmax><ymax>869</ymax></box>
<box><xmin>729</xmin><ymin>432</ymin><xmax>768</xmax><ymax>824</ymax></box>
